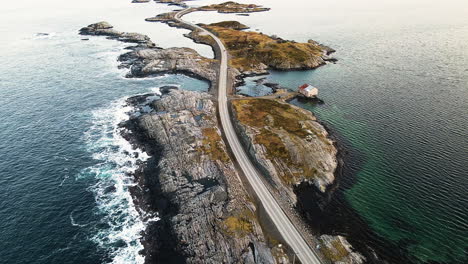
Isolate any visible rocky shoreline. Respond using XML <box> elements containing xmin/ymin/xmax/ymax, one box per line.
<box><xmin>121</xmin><ymin>89</ymin><xmax>291</xmax><ymax>263</ymax></box>
<box><xmin>79</xmin><ymin>2</ymin><xmax>373</xmax><ymax>263</ymax></box>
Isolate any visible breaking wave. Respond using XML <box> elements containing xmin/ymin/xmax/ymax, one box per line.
<box><xmin>79</xmin><ymin>97</ymin><xmax>158</xmax><ymax>264</ymax></box>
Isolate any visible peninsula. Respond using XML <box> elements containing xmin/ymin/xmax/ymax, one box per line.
<box><xmin>80</xmin><ymin>1</ymin><xmax>365</xmax><ymax>263</ymax></box>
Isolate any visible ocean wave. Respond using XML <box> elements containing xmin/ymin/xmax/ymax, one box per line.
<box><xmin>80</xmin><ymin>97</ymin><xmax>158</xmax><ymax>264</ymax></box>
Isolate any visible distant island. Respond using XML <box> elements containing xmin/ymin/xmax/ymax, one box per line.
<box><xmin>80</xmin><ymin>1</ymin><xmax>368</xmax><ymax>263</ymax></box>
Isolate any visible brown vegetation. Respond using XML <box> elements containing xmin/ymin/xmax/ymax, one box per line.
<box><xmin>197</xmin><ymin>127</ymin><xmax>230</xmax><ymax>163</ymax></box>
<box><xmin>232</xmin><ymin>98</ymin><xmax>328</xmax><ymax>184</ymax></box>
<box><xmin>208</xmin><ymin>21</ymin><xmax>249</xmax><ymax>30</ymax></box>
<box><xmin>202</xmin><ymin>23</ymin><xmax>325</xmax><ymax>72</ymax></box>
<box><xmin>320</xmin><ymin>240</ymin><xmax>351</xmax><ymax>262</ymax></box>
<box><xmin>199</xmin><ymin>1</ymin><xmax>270</xmax><ymax>13</ymax></box>
<box><xmin>220</xmin><ymin>209</ymin><xmax>255</xmax><ymax>238</ymax></box>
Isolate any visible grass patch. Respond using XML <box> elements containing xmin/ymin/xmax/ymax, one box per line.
<box><xmin>202</xmin><ymin>24</ymin><xmax>324</xmax><ymax>71</ymax></box>
<box><xmin>232</xmin><ymin>99</ymin><xmax>311</xmax><ymax>137</ymax></box>
<box><xmin>208</xmin><ymin>21</ymin><xmax>249</xmax><ymax>30</ymax></box>
<box><xmin>232</xmin><ymin>99</ymin><xmax>324</xmax><ymax>184</ymax></box>
<box><xmin>197</xmin><ymin>127</ymin><xmax>229</xmax><ymax>163</ymax></box>
<box><xmin>320</xmin><ymin>240</ymin><xmax>350</xmax><ymax>262</ymax></box>
<box><xmin>221</xmin><ymin>210</ymin><xmax>255</xmax><ymax>238</ymax></box>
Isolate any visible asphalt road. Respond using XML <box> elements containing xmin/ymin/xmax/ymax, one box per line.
<box><xmin>175</xmin><ymin>9</ymin><xmax>323</xmax><ymax>264</ymax></box>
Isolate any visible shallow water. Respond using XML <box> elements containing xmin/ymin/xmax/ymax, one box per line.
<box><xmin>221</xmin><ymin>0</ymin><xmax>467</xmax><ymax>263</ymax></box>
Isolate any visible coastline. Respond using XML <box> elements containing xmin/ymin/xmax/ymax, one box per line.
<box><xmin>79</xmin><ymin>1</ymin><xmax>387</xmax><ymax>263</ymax></box>
<box><xmin>79</xmin><ymin>10</ymin><xmax>347</xmax><ymax>264</ymax></box>
<box><xmin>294</xmin><ymin>111</ymin><xmax>414</xmax><ymax>264</ymax></box>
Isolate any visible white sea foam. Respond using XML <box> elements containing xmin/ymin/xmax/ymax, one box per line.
<box><xmin>80</xmin><ymin>97</ymin><xmax>158</xmax><ymax>264</ymax></box>
<box><xmin>70</xmin><ymin>211</ymin><xmax>89</xmax><ymax>228</ymax></box>
<box><xmin>92</xmin><ymin>46</ymin><xmax>129</xmax><ymax>77</ymax></box>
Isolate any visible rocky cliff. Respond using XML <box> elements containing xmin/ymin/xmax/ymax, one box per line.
<box><xmin>122</xmin><ymin>89</ymin><xmax>288</xmax><ymax>264</ymax></box>
<box><xmin>194</xmin><ymin>21</ymin><xmax>335</xmax><ymax>75</ymax></box>
<box><xmin>232</xmin><ymin>98</ymin><xmax>337</xmax><ymax>200</ymax></box>
<box><xmin>198</xmin><ymin>1</ymin><xmax>270</xmax><ymax>13</ymax></box>
<box><xmin>80</xmin><ymin>22</ymin><xmax>218</xmax><ymax>84</ymax></box>
<box><xmin>79</xmin><ymin>21</ymin><xmax>156</xmax><ymax>47</ymax></box>
<box><xmin>230</xmin><ymin>98</ymin><xmax>365</xmax><ymax>264</ymax></box>
<box><xmin>81</xmin><ymin>12</ymin><xmax>361</xmax><ymax>264</ymax></box>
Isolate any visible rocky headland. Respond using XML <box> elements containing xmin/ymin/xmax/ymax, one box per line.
<box><xmin>146</xmin><ymin>10</ymin><xmax>336</xmax><ymax>79</ymax></box>
<box><xmin>79</xmin><ymin>21</ymin><xmax>156</xmax><ymax>47</ymax></box>
<box><xmin>80</xmin><ymin>2</ymin><xmax>365</xmax><ymax>263</ymax></box>
<box><xmin>122</xmin><ymin>89</ymin><xmax>290</xmax><ymax>263</ymax></box>
<box><xmin>80</xmin><ymin>22</ymin><xmax>222</xmax><ymax>87</ymax></box>
<box><xmin>230</xmin><ymin>98</ymin><xmax>365</xmax><ymax>263</ymax></box>
<box><xmin>195</xmin><ymin>22</ymin><xmax>335</xmax><ymax>75</ymax></box>
<box><xmin>231</xmin><ymin>98</ymin><xmax>337</xmax><ymax>197</ymax></box>
<box><xmin>198</xmin><ymin>1</ymin><xmax>270</xmax><ymax>13</ymax></box>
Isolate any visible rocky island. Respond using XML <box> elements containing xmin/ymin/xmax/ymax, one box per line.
<box><xmin>80</xmin><ymin>1</ymin><xmax>366</xmax><ymax>263</ymax></box>
<box><xmin>192</xmin><ymin>21</ymin><xmax>335</xmax><ymax>75</ymax></box>
<box><xmin>123</xmin><ymin>89</ymin><xmax>289</xmax><ymax>263</ymax></box>
<box><xmin>198</xmin><ymin>1</ymin><xmax>271</xmax><ymax>13</ymax></box>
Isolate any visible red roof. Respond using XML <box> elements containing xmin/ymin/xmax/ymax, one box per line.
<box><xmin>299</xmin><ymin>84</ymin><xmax>309</xmax><ymax>90</ymax></box>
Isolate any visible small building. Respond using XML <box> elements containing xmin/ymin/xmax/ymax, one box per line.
<box><xmin>298</xmin><ymin>84</ymin><xmax>318</xmax><ymax>98</ymax></box>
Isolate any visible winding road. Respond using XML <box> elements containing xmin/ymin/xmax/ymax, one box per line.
<box><xmin>175</xmin><ymin>9</ymin><xmax>323</xmax><ymax>264</ymax></box>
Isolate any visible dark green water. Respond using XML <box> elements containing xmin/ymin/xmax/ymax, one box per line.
<box><xmin>1</xmin><ymin>0</ymin><xmax>467</xmax><ymax>263</ymax></box>
<box><xmin>229</xmin><ymin>0</ymin><xmax>468</xmax><ymax>262</ymax></box>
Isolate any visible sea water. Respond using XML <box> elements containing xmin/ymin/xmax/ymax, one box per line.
<box><xmin>1</xmin><ymin>0</ymin><xmax>467</xmax><ymax>263</ymax></box>
<box><xmin>186</xmin><ymin>0</ymin><xmax>468</xmax><ymax>263</ymax></box>
<box><xmin>0</xmin><ymin>1</ymin><xmax>208</xmax><ymax>263</ymax></box>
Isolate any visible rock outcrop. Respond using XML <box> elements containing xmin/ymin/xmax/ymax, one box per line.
<box><xmin>81</xmin><ymin>13</ymin><xmax>359</xmax><ymax>264</ymax></box>
<box><xmin>199</xmin><ymin>1</ymin><xmax>270</xmax><ymax>13</ymax></box>
<box><xmin>117</xmin><ymin>47</ymin><xmax>218</xmax><ymax>82</ymax></box>
<box><xmin>79</xmin><ymin>22</ymin><xmax>155</xmax><ymax>47</ymax></box>
<box><xmin>80</xmin><ymin>22</ymin><xmax>219</xmax><ymax>85</ymax></box>
<box><xmin>123</xmin><ymin>89</ymin><xmax>287</xmax><ymax>263</ymax></box>
<box><xmin>209</xmin><ymin>21</ymin><xmax>250</xmax><ymax>30</ymax></box>
<box><xmin>318</xmin><ymin>235</ymin><xmax>366</xmax><ymax>264</ymax></box>
<box><xmin>195</xmin><ymin>22</ymin><xmax>332</xmax><ymax>74</ymax></box>
<box><xmin>232</xmin><ymin>98</ymin><xmax>337</xmax><ymax>201</ymax></box>
<box><xmin>230</xmin><ymin>98</ymin><xmax>365</xmax><ymax>264</ymax></box>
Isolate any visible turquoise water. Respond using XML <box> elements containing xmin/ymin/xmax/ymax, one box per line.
<box><xmin>1</xmin><ymin>0</ymin><xmax>467</xmax><ymax>263</ymax></box>
<box><xmin>242</xmin><ymin>62</ymin><xmax>467</xmax><ymax>262</ymax></box>
<box><xmin>221</xmin><ymin>0</ymin><xmax>468</xmax><ymax>263</ymax></box>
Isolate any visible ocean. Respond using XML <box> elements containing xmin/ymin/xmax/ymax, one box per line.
<box><xmin>0</xmin><ymin>0</ymin><xmax>466</xmax><ymax>263</ymax></box>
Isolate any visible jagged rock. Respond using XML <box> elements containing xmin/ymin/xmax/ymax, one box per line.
<box><xmin>318</xmin><ymin>235</ymin><xmax>366</xmax><ymax>264</ymax></box>
<box><xmin>79</xmin><ymin>22</ymin><xmax>155</xmax><ymax>47</ymax></box>
<box><xmin>159</xmin><ymin>85</ymin><xmax>178</xmax><ymax>94</ymax></box>
<box><xmin>123</xmin><ymin>90</ymin><xmax>275</xmax><ymax>264</ymax></box>
<box><xmin>231</xmin><ymin>98</ymin><xmax>337</xmax><ymax>204</ymax></box>
<box><xmin>118</xmin><ymin>47</ymin><xmax>218</xmax><ymax>83</ymax></box>
<box><xmin>208</xmin><ymin>21</ymin><xmax>250</xmax><ymax>30</ymax></box>
<box><xmin>308</xmin><ymin>39</ymin><xmax>336</xmax><ymax>55</ymax></box>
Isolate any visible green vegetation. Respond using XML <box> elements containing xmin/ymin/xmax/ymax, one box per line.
<box><xmin>232</xmin><ymin>98</ymin><xmax>312</xmax><ymax>137</ymax></box>
<box><xmin>197</xmin><ymin>127</ymin><xmax>230</xmax><ymax>163</ymax></box>
<box><xmin>202</xmin><ymin>24</ymin><xmax>324</xmax><ymax>72</ymax></box>
<box><xmin>221</xmin><ymin>210</ymin><xmax>255</xmax><ymax>238</ymax></box>
<box><xmin>232</xmin><ymin>99</ymin><xmax>322</xmax><ymax>184</ymax></box>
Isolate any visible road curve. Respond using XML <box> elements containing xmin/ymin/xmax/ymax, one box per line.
<box><xmin>175</xmin><ymin>9</ymin><xmax>323</xmax><ymax>264</ymax></box>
